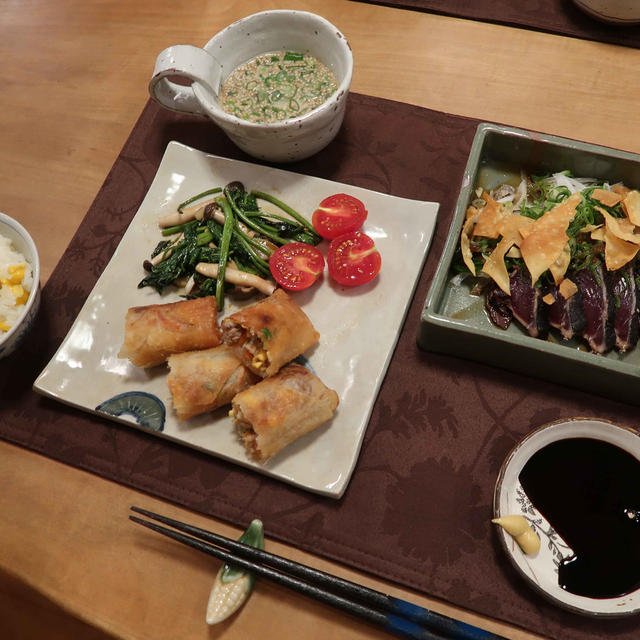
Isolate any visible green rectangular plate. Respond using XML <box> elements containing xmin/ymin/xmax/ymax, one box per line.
<box><xmin>419</xmin><ymin>123</ymin><xmax>640</xmax><ymax>405</ymax></box>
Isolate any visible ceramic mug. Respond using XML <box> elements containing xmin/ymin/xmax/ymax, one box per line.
<box><xmin>149</xmin><ymin>10</ymin><xmax>353</xmax><ymax>163</ymax></box>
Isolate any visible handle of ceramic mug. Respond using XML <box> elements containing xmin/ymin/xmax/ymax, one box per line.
<box><xmin>149</xmin><ymin>45</ymin><xmax>222</xmax><ymax>116</ymax></box>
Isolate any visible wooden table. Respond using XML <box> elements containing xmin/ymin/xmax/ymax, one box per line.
<box><xmin>2</xmin><ymin>1</ymin><xmax>639</xmax><ymax>638</ymax></box>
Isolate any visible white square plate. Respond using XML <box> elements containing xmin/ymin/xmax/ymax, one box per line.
<box><xmin>34</xmin><ymin>141</ymin><xmax>439</xmax><ymax>497</ymax></box>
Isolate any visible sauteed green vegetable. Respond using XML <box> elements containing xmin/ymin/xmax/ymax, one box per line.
<box><xmin>139</xmin><ymin>181</ymin><xmax>321</xmax><ymax>310</ymax></box>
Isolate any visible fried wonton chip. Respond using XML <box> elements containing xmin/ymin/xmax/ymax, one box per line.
<box><xmin>604</xmin><ymin>226</ymin><xmax>640</xmax><ymax>271</ymax></box>
<box><xmin>612</xmin><ymin>184</ymin><xmax>631</xmax><ymax>197</ymax></box>
<box><xmin>480</xmin><ymin>217</ymin><xmax>533</xmax><ymax>294</ymax></box>
<box><xmin>579</xmin><ymin>224</ymin><xmax>602</xmax><ymax>234</ymax></box>
<box><xmin>592</xmin><ymin>188</ymin><xmax>623</xmax><ymax>207</ymax></box>
<box><xmin>520</xmin><ymin>193</ymin><xmax>581</xmax><ymax>285</ymax></box>
<box><xmin>497</xmin><ymin>214</ymin><xmax>535</xmax><ymax>244</ymax></box>
<box><xmin>460</xmin><ymin>215</ymin><xmax>476</xmax><ymax>275</ymax></box>
<box><xmin>465</xmin><ymin>205</ymin><xmax>479</xmax><ymax>222</ymax></box>
<box><xmin>622</xmin><ymin>190</ymin><xmax>640</xmax><ymax>226</ymax></box>
<box><xmin>472</xmin><ymin>193</ymin><xmax>508</xmax><ymax>238</ymax></box>
<box><xmin>549</xmin><ymin>243</ymin><xmax>571</xmax><ymax>285</ymax></box>
<box><xmin>558</xmin><ymin>278</ymin><xmax>578</xmax><ymax>300</ymax></box>
<box><xmin>597</xmin><ymin>206</ymin><xmax>640</xmax><ymax>244</ymax></box>
<box><xmin>518</xmin><ymin>225</ymin><xmax>536</xmax><ymax>240</ymax></box>
<box><xmin>481</xmin><ymin>236</ymin><xmax>514</xmax><ymax>295</ymax></box>
<box><xmin>591</xmin><ymin>227</ymin><xmax>606</xmax><ymax>241</ymax></box>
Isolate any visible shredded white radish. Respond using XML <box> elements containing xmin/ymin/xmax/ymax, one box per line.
<box><xmin>513</xmin><ymin>177</ymin><xmax>527</xmax><ymax>208</ymax></box>
<box><xmin>551</xmin><ymin>172</ymin><xmax>597</xmax><ymax>193</ymax></box>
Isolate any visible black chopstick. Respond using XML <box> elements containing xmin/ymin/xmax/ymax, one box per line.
<box><xmin>130</xmin><ymin>506</ymin><xmax>506</xmax><ymax>640</ymax></box>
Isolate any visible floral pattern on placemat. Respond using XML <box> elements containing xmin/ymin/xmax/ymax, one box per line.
<box><xmin>2</xmin><ymin>95</ymin><xmax>640</xmax><ymax>640</ymax></box>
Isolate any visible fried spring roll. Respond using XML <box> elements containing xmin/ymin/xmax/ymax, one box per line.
<box><xmin>119</xmin><ymin>296</ymin><xmax>221</xmax><ymax>368</ymax></box>
<box><xmin>221</xmin><ymin>289</ymin><xmax>319</xmax><ymax>377</ymax></box>
<box><xmin>230</xmin><ymin>363</ymin><xmax>339</xmax><ymax>462</ymax></box>
<box><xmin>167</xmin><ymin>345</ymin><xmax>258</xmax><ymax>421</ymax></box>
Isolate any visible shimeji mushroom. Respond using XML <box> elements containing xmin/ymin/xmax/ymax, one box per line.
<box><xmin>195</xmin><ymin>262</ymin><xmax>276</xmax><ymax>296</ymax></box>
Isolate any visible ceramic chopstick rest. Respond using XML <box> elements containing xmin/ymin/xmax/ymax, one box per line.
<box><xmin>206</xmin><ymin>519</ymin><xmax>264</xmax><ymax>624</ymax></box>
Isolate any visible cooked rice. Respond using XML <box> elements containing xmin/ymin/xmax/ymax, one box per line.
<box><xmin>0</xmin><ymin>234</ymin><xmax>33</xmax><ymax>333</ymax></box>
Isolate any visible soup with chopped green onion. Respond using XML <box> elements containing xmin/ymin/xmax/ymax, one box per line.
<box><xmin>220</xmin><ymin>51</ymin><xmax>338</xmax><ymax>123</ymax></box>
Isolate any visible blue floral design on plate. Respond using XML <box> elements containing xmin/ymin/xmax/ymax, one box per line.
<box><xmin>96</xmin><ymin>391</ymin><xmax>166</xmax><ymax>432</ymax></box>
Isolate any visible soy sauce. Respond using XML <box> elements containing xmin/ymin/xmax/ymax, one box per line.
<box><xmin>519</xmin><ymin>437</ymin><xmax>640</xmax><ymax>599</ymax></box>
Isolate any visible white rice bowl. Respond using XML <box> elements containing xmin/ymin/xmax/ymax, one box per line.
<box><xmin>0</xmin><ymin>212</ymin><xmax>40</xmax><ymax>358</ymax></box>
<box><xmin>0</xmin><ymin>234</ymin><xmax>34</xmax><ymax>331</ymax></box>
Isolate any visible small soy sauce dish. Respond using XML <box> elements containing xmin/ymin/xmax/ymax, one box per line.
<box><xmin>493</xmin><ymin>417</ymin><xmax>640</xmax><ymax>617</ymax></box>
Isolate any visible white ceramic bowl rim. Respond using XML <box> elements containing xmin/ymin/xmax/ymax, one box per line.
<box><xmin>493</xmin><ymin>417</ymin><xmax>640</xmax><ymax>617</ymax></box>
<box><xmin>193</xmin><ymin>10</ymin><xmax>353</xmax><ymax>130</ymax></box>
<box><xmin>498</xmin><ymin>417</ymin><xmax>640</xmax><ymax>470</ymax></box>
<box><xmin>0</xmin><ymin>211</ymin><xmax>40</xmax><ymax>345</ymax></box>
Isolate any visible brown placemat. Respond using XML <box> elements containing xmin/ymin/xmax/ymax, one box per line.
<box><xmin>1</xmin><ymin>95</ymin><xmax>639</xmax><ymax>640</ymax></box>
<box><xmin>354</xmin><ymin>0</ymin><xmax>640</xmax><ymax>48</ymax></box>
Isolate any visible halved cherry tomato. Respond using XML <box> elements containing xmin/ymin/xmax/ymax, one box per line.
<box><xmin>269</xmin><ymin>242</ymin><xmax>325</xmax><ymax>291</ymax></box>
<box><xmin>312</xmin><ymin>193</ymin><xmax>368</xmax><ymax>240</ymax></box>
<box><xmin>327</xmin><ymin>231</ymin><xmax>381</xmax><ymax>287</ymax></box>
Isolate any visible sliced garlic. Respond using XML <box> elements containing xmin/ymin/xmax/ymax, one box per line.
<box><xmin>492</xmin><ymin>515</ymin><xmax>540</xmax><ymax>555</ymax></box>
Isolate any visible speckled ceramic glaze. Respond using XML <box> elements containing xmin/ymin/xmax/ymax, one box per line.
<box><xmin>494</xmin><ymin>418</ymin><xmax>640</xmax><ymax>617</ymax></box>
<box><xmin>0</xmin><ymin>212</ymin><xmax>41</xmax><ymax>359</ymax></box>
<box><xmin>149</xmin><ymin>11</ymin><xmax>353</xmax><ymax>163</ymax></box>
<box><xmin>34</xmin><ymin>141</ymin><xmax>439</xmax><ymax>497</ymax></box>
